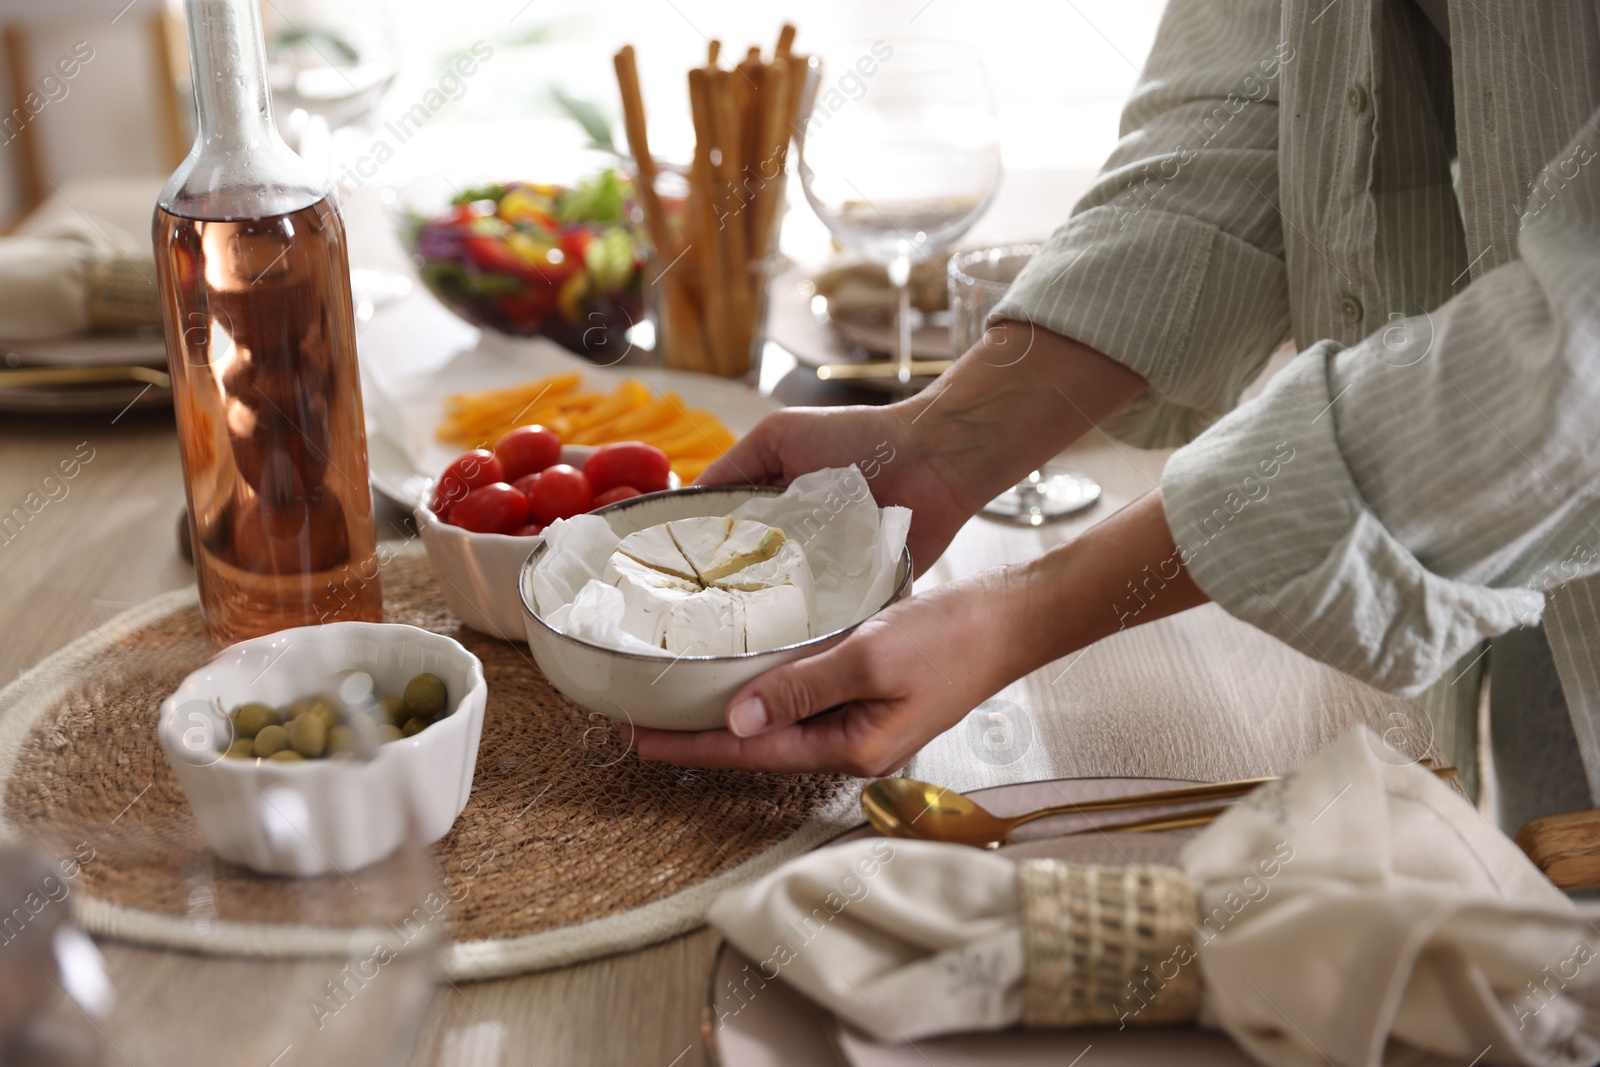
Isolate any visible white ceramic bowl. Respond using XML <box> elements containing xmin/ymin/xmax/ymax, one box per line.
<box><xmin>157</xmin><ymin>622</ymin><xmax>487</xmax><ymax>877</ymax></box>
<box><xmin>416</xmin><ymin>444</ymin><xmax>680</xmax><ymax>640</ymax></box>
<box><xmin>518</xmin><ymin>486</ymin><xmax>914</xmax><ymax>731</ymax></box>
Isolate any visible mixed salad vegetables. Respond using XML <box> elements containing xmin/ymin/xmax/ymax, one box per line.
<box><xmin>403</xmin><ymin>170</ymin><xmax>647</xmax><ymax>356</ymax></box>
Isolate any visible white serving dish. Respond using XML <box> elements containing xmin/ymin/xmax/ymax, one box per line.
<box><xmin>416</xmin><ymin>444</ymin><xmax>680</xmax><ymax>640</ymax></box>
<box><xmin>157</xmin><ymin>622</ymin><xmax>487</xmax><ymax>877</ymax></box>
<box><xmin>518</xmin><ymin>486</ymin><xmax>914</xmax><ymax>732</ymax></box>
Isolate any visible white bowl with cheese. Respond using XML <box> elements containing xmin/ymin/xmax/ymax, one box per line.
<box><xmin>517</xmin><ymin>486</ymin><xmax>914</xmax><ymax>731</ymax></box>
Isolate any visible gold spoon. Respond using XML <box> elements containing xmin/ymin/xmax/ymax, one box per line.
<box><xmin>864</xmin><ymin>765</ymin><xmax>1460</xmax><ymax>848</ymax></box>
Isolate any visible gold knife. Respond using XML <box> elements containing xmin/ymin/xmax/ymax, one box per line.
<box><xmin>815</xmin><ymin>360</ymin><xmax>952</xmax><ymax>381</ymax></box>
<box><xmin>0</xmin><ymin>365</ymin><xmax>171</xmax><ymax>389</ymax></box>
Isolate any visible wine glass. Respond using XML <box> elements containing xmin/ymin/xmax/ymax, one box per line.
<box><xmin>264</xmin><ymin>0</ymin><xmax>407</xmax><ymax>315</ymax></box>
<box><xmin>949</xmin><ymin>245</ymin><xmax>1102</xmax><ymax>524</ymax></box>
<box><xmin>798</xmin><ymin>39</ymin><xmax>1002</xmax><ymax>391</ymax></box>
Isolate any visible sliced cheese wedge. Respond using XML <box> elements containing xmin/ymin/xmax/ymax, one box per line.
<box><xmin>713</xmin><ymin>538</ymin><xmax>816</xmax><ymax>619</ymax></box>
<box><xmin>616</xmin><ymin>524</ymin><xmax>698</xmax><ymax>581</ymax></box>
<box><xmin>664</xmin><ymin>587</ymin><xmax>745</xmax><ymax>656</ymax></box>
<box><xmin>603</xmin><ymin>553</ymin><xmax>699</xmax><ymax>648</ymax></box>
<box><xmin>737</xmin><ymin>585</ymin><xmax>811</xmax><ymax>652</ymax></box>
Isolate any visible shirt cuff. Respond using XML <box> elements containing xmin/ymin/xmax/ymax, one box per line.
<box><xmin>1159</xmin><ymin>342</ymin><xmax>1539</xmax><ymax>696</ymax></box>
<box><xmin>988</xmin><ymin>205</ymin><xmax>1290</xmax><ymax>447</ymax></box>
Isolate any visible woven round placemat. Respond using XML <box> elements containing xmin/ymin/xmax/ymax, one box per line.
<box><xmin>0</xmin><ymin>541</ymin><xmax>862</xmax><ymax>979</ymax></box>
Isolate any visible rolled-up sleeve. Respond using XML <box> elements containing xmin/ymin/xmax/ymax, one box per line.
<box><xmin>990</xmin><ymin>0</ymin><xmax>1293</xmax><ymax>447</ymax></box>
<box><xmin>1161</xmin><ymin>108</ymin><xmax>1600</xmax><ymax>696</ymax></box>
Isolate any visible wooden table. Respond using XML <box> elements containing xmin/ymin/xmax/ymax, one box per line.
<box><xmin>0</xmin><ymin>382</ymin><xmax>1436</xmax><ymax>1067</ymax></box>
<box><xmin>0</xmin><ymin>177</ymin><xmax>1437</xmax><ymax>1066</ymax></box>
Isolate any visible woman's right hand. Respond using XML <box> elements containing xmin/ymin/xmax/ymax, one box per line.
<box><xmin>695</xmin><ymin>322</ymin><xmax>1152</xmax><ymax>569</ymax></box>
<box><xmin>694</xmin><ymin>403</ymin><xmax>975</xmax><ymax>569</ymax></box>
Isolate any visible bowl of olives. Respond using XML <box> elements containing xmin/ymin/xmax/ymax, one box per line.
<box><xmin>157</xmin><ymin>622</ymin><xmax>486</xmax><ymax>876</ymax></box>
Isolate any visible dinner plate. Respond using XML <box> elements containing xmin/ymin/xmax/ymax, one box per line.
<box><xmin>362</xmin><ymin>333</ymin><xmax>780</xmax><ymax>507</ymax></box>
<box><xmin>765</xmin><ymin>267</ymin><xmax>948</xmax><ymax>394</ymax></box>
<box><xmin>702</xmin><ymin>775</ymin><xmax>1263</xmax><ymax>1067</ymax></box>
<box><xmin>0</xmin><ymin>334</ymin><xmax>172</xmax><ymax>414</ymax></box>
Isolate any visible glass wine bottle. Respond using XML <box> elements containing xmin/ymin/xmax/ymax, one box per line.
<box><xmin>153</xmin><ymin>0</ymin><xmax>382</xmax><ymax>644</ymax></box>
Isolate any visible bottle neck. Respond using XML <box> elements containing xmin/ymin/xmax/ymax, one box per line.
<box><xmin>161</xmin><ymin>0</ymin><xmax>322</xmax><ymax>220</ymax></box>
<box><xmin>186</xmin><ymin>0</ymin><xmax>277</xmax><ymax>149</ymax></box>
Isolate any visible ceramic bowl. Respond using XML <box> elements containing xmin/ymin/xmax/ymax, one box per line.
<box><xmin>416</xmin><ymin>445</ymin><xmax>682</xmax><ymax>640</ymax></box>
<box><xmin>156</xmin><ymin>622</ymin><xmax>487</xmax><ymax>877</ymax></box>
<box><xmin>518</xmin><ymin>486</ymin><xmax>914</xmax><ymax>731</ymax></box>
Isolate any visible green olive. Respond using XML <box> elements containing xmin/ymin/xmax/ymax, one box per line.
<box><xmin>327</xmin><ymin>724</ymin><xmax>356</xmax><ymax>756</ymax></box>
<box><xmin>376</xmin><ymin>723</ymin><xmax>404</xmax><ymax>743</ymax></box>
<box><xmin>305</xmin><ymin>695</ymin><xmax>341</xmax><ymax>730</ymax></box>
<box><xmin>224</xmin><ymin>739</ymin><xmax>256</xmax><ymax>760</ymax></box>
<box><xmin>377</xmin><ymin>696</ymin><xmax>406</xmax><ymax>726</ymax></box>
<box><xmin>252</xmin><ymin>724</ymin><xmax>289</xmax><ymax>757</ymax></box>
<box><xmin>401</xmin><ymin>717</ymin><xmax>426</xmax><ymax>737</ymax></box>
<box><xmin>403</xmin><ymin>673</ymin><xmax>448</xmax><ymax>720</ymax></box>
<box><xmin>268</xmin><ymin>750</ymin><xmax>304</xmax><ymax>762</ymax></box>
<box><xmin>287</xmin><ymin>713</ymin><xmax>327</xmax><ymax>758</ymax></box>
<box><xmin>231</xmin><ymin>702</ymin><xmax>279</xmax><ymax>739</ymax></box>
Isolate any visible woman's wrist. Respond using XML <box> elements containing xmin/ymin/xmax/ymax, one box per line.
<box><xmin>891</xmin><ymin>322</ymin><xmax>1150</xmax><ymax>515</ymax></box>
<box><xmin>994</xmin><ymin>490</ymin><xmax>1212</xmax><ymax>680</ymax></box>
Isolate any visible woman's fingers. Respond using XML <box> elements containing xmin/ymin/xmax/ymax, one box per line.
<box><xmin>626</xmin><ymin>705</ymin><xmax>905</xmax><ymax>777</ymax></box>
<box><xmin>693</xmin><ymin>412</ymin><xmax>793</xmax><ymax>486</ymax></box>
<box><xmin>725</xmin><ymin>631</ymin><xmax>889</xmax><ymax>738</ymax></box>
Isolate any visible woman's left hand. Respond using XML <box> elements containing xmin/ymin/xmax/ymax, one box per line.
<box><xmin>624</xmin><ymin>571</ymin><xmax>1025</xmax><ymax>776</ymax></box>
<box><xmin>624</xmin><ymin>490</ymin><xmax>1210</xmax><ymax>775</ymax></box>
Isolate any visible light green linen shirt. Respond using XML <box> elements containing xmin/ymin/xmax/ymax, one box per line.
<box><xmin>992</xmin><ymin>0</ymin><xmax>1600</xmax><ymax>805</ymax></box>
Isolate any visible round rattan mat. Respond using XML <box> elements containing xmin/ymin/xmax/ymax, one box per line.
<box><xmin>0</xmin><ymin>541</ymin><xmax>862</xmax><ymax>979</ymax></box>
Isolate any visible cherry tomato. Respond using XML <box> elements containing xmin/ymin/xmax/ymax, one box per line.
<box><xmin>592</xmin><ymin>485</ymin><xmax>643</xmax><ymax>508</ymax></box>
<box><xmin>525</xmin><ymin>464</ymin><xmax>592</xmax><ymax>524</ymax></box>
<box><xmin>584</xmin><ymin>442</ymin><xmax>671</xmax><ymax>495</ymax></box>
<box><xmin>509</xmin><ymin>523</ymin><xmax>546</xmax><ymax>537</ymax></box>
<box><xmin>495</xmin><ymin>425</ymin><xmax>563</xmax><ymax>481</ymax></box>
<box><xmin>431</xmin><ymin>449</ymin><xmax>504</xmax><ymax>519</ymax></box>
<box><xmin>510</xmin><ymin>473</ymin><xmax>542</xmax><ymax>498</ymax></box>
<box><xmin>449</xmin><ymin>482</ymin><xmax>529</xmax><ymax>534</ymax></box>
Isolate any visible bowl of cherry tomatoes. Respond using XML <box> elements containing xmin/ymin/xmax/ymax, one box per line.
<box><xmin>415</xmin><ymin>425</ymin><xmax>680</xmax><ymax>639</ymax></box>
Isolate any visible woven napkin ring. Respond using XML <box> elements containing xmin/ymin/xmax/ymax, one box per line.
<box><xmin>1017</xmin><ymin>860</ymin><xmax>1201</xmax><ymax>1029</ymax></box>
<box><xmin>87</xmin><ymin>252</ymin><xmax>162</xmax><ymax>333</ymax></box>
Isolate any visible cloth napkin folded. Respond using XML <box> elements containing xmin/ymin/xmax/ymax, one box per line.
<box><xmin>707</xmin><ymin>728</ymin><xmax>1600</xmax><ymax>1065</ymax></box>
<box><xmin>0</xmin><ymin>214</ymin><xmax>159</xmax><ymax>340</ymax></box>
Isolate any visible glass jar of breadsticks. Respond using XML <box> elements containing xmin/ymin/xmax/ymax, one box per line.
<box><xmin>613</xmin><ymin>28</ymin><xmax>813</xmax><ymax>378</ymax></box>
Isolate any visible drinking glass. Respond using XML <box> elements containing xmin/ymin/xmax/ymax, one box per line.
<box><xmin>264</xmin><ymin>0</ymin><xmax>406</xmax><ymax>315</ymax></box>
<box><xmin>949</xmin><ymin>245</ymin><xmax>1102</xmax><ymax>524</ymax></box>
<box><xmin>798</xmin><ymin>39</ymin><xmax>1001</xmax><ymax>390</ymax></box>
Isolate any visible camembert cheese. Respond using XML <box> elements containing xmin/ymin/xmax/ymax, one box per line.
<box><xmin>608</xmin><ymin>517</ymin><xmax>814</xmax><ymax>654</ymax></box>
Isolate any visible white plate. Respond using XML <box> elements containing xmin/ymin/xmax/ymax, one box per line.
<box><xmin>703</xmin><ymin>776</ymin><xmax>1258</xmax><ymax>1067</ymax></box>
<box><xmin>363</xmin><ymin>332</ymin><xmax>779</xmax><ymax>507</ymax></box>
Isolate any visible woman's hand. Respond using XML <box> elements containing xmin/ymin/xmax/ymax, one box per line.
<box><xmin>624</xmin><ymin>570</ymin><xmax>1028</xmax><ymax>776</ymax></box>
<box><xmin>695</xmin><ymin>404</ymin><xmax>973</xmax><ymax>569</ymax></box>
<box><xmin>696</xmin><ymin>323</ymin><xmax>1151</xmax><ymax>570</ymax></box>
<box><xmin>626</xmin><ymin>491</ymin><xmax>1209</xmax><ymax>775</ymax></box>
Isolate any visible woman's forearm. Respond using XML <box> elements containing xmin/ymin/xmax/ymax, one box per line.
<box><xmin>993</xmin><ymin>489</ymin><xmax>1210</xmax><ymax>682</ymax></box>
<box><xmin>898</xmin><ymin>321</ymin><xmax>1150</xmax><ymax>516</ymax></box>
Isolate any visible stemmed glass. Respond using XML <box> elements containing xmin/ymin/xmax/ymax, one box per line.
<box><xmin>264</xmin><ymin>0</ymin><xmax>408</xmax><ymax>315</ymax></box>
<box><xmin>949</xmin><ymin>245</ymin><xmax>1102</xmax><ymax>524</ymax></box>
<box><xmin>797</xmin><ymin>39</ymin><xmax>1002</xmax><ymax>391</ymax></box>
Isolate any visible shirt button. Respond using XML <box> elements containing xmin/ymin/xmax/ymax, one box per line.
<box><xmin>1340</xmin><ymin>295</ymin><xmax>1363</xmax><ymax>322</ymax></box>
<box><xmin>1346</xmin><ymin>84</ymin><xmax>1368</xmax><ymax>114</ymax></box>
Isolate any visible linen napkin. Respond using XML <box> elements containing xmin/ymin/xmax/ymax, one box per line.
<box><xmin>0</xmin><ymin>214</ymin><xmax>159</xmax><ymax>339</ymax></box>
<box><xmin>707</xmin><ymin>727</ymin><xmax>1600</xmax><ymax>1065</ymax></box>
